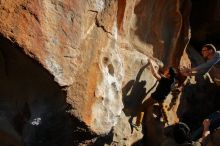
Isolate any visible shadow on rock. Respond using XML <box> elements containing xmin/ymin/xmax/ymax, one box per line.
<box><xmin>122</xmin><ymin>64</ymin><xmax>148</xmax><ymax>116</ymax></box>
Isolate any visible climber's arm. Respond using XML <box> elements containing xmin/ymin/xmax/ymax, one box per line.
<box><xmin>148</xmin><ymin>59</ymin><xmax>161</xmax><ymax>80</ymax></box>
<box><xmin>181</xmin><ymin>51</ymin><xmax>220</xmax><ymax>76</ymax></box>
<box><xmin>198</xmin><ymin>119</ymin><xmax>210</xmax><ymax>145</ymax></box>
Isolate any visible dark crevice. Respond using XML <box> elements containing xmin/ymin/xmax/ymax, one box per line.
<box><xmin>117</xmin><ymin>0</ymin><xmax>126</xmax><ymax>34</ymax></box>
<box><xmin>107</xmin><ymin>64</ymin><xmax>114</xmax><ymax>76</ymax></box>
<box><xmin>20</xmin><ymin>4</ymin><xmax>40</xmax><ymax>23</ymax></box>
<box><xmin>95</xmin><ymin>18</ymin><xmax>113</xmax><ymax>35</ymax></box>
<box><xmin>88</xmin><ymin>10</ymin><xmax>113</xmax><ymax>35</ymax></box>
<box><xmin>0</xmin><ymin>34</ymin><xmax>96</xmax><ymax>145</ymax></box>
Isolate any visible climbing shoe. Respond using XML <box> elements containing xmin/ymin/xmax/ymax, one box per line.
<box><xmin>131</xmin><ymin>123</ymin><xmax>141</xmax><ymax>131</ymax></box>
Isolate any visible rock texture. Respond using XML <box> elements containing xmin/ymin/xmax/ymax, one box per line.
<box><xmin>0</xmin><ymin>0</ymin><xmax>219</xmax><ymax>146</ymax></box>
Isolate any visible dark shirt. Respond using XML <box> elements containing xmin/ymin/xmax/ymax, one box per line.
<box><xmin>151</xmin><ymin>76</ymin><xmax>174</xmax><ymax>101</ymax></box>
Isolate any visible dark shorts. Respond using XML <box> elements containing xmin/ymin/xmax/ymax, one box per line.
<box><xmin>151</xmin><ymin>92</ymin><xmax>166</xmax><ymax>102</ymax></box>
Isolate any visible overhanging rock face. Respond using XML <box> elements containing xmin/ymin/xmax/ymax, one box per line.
<box><xmin>0</xmin><ymin>0</ymin><xmax>193</xmax><ymax>145</ymax></box>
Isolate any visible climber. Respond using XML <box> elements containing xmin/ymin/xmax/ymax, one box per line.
<box><xmin>181</xmin><ymin>44</ymin><xmax>220</xmax><ymax>76</ymax></box>
<box><xmin>133</xmin><ymin>59</ymin><xmax>178</xmax><ymax>129</ymax></box>
<box><xmin>162</xmin><ymin>119</ymin><xmax>210</xmax><ymax>146</ymax></box>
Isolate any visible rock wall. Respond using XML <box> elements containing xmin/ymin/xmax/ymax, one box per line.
<box><xmin>0</xmin><ymin>0</ymin><xmax>202</xmax><ymax>145</ymax></box>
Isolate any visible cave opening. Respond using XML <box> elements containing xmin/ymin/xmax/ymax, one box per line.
<box><xmin>0</xmin><ymin>35</ymin><xmax>78</xmax><ymax>146</ymax></box>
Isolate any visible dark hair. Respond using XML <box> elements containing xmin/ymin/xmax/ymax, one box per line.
<box><xmin>173</xmin><ymin>122</ymin><xmax>192</xmax><ymax>144</ymax></box>
<box><xmin>203</xmin><ymin>44</ymin><xmax>216</xmax><ymax>52</ymax></box>
<box><xmin>169</xmin><ymin>67</ymin><xmax>177</xmax><ymax>79</ymax></box>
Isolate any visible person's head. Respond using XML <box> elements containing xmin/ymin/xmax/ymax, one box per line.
<box><xmin>163</xmin><ymin>67</ymin><xmax>177</xmax><ymax>79</ymax></box>
<box><xmin>201</xmin><ymin>44</ymin><xmax>216</xmax><ymax>59</ymax></box>
<box><xmin>173</xmin><ymin>122</ymin><xmax>192</xmax><ymax>144</ymax></box>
